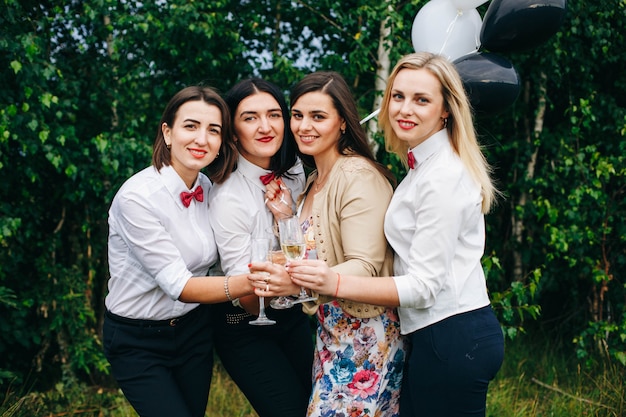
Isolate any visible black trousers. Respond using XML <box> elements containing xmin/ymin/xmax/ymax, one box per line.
<box><xmin>104</xmin><ymin>305</ymin><xmax>214</xmax><ymax>417</ymax></box>
<box><xmin>212</xmin><ymin>302</ymin><xmax>314</xmax><ymax>417</ymax></box>
<box><xmin>400</xmin><ymin>305</ymin><xmax>505</xmax><ymax>417</ymax></box>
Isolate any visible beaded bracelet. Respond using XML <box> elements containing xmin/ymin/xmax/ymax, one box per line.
<box><xmin>224</xmin><ymin>276</ymin><xmax>233</xmax><ymax>301</ymax></box>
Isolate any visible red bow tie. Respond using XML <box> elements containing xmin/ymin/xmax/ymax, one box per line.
<box><xmin>407</xmin><ymin>151</ymin><xmax>416</xmax><ymax>170</ymax></box>
<box><xmin>260</xmin><ymin>172</ymin><xmax>275</xmax><ymax>185</ymax></box>
<box><xmin>180</xmin><ymin>186</ymin><xmax>204</xmax><ymax>208</ymax></box>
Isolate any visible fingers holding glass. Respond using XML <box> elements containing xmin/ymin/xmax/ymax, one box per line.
<box><xmin>277</xmin><ymin>215</ymin><xmax>317</xmax><ymax>303</ymax></box>
<box><xmin>267</xmin><ymin>233</ymin><xmax>296</xmax><ymax>309</ymax></box>
<box><xmin>249</xmin><ymin>264</ymin><xmax>298</xmax><ymax>308</ymax></box>
<box><xmin>283</xmin><ymin>259</ymin><xmax>336</xmax><ymax>297</ymax></box>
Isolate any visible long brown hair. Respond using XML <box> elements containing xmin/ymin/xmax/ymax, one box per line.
<box><xmin>152</xmin><ymin>86</ymin><xmax>236</xmax><ymax>184</ymax></box>
<box><xmin>290</xmin><ymin>71</ymin><xmax>395</xmax><ymax>186</ymax></box>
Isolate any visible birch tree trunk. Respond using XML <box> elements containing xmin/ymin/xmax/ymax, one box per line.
<box><xmin>511</xmin><ymin>72</ymin><xmax>547</xmax><ymax>280</ymax></box>
<box><xmin>365</xmin><ymin>4</ymin><xmax>394</xmax><ymax>153</ymax></box>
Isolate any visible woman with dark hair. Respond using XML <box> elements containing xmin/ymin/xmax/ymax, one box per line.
<box><xmin>104</xmin><ymin>85</ymin><xmax>257</xmax><ymax>417</ymax></box>
<box><xmin>207</xmin><ymin>78</ymin><xmax>313</xmax><ymax>417</ymax></box>
<box><xmin>263</xmin><ymin>72</ymin><xmax>407</xmax><ymax>417</ymax></box>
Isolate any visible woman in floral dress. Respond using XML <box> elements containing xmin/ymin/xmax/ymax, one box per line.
<box><xmin>263</xmin><ymin>71</ymin><xmax>407</xmax><ymax>416</ymax></box>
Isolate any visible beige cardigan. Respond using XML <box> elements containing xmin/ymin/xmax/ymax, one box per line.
<box><xmin>299</xmin><ymin>155</ymin><xmax>395</xmax><ymax>318</ymax></box>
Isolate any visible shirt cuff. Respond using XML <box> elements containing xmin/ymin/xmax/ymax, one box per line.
<box><xmin>392</xmin><ymin>274</ymin><xmax>413</xmax><ymax>307</ymax></box>
<box><xmin>155</xmin><ymin>261</ymin><xmax>194</xmax><ymax>300</ymax></box>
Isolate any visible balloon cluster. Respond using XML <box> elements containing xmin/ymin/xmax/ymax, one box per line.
<box><xmin>411</xmin><ymin>0</ymin><xmax>567</xmax><ymax>115</ymax></box>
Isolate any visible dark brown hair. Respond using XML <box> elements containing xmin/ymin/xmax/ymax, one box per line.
<box><xmin>152</xmin><ymin>86</ymin><xmax>236</xmax><ymax>184</ymax></box>
<box><xmin>290</xmin><ymin>71</ymin><xmax>395</xmax><ymax>186</ymax></box>
<box><xmin>224</xmin><ymin>78</ymin><xmax>298</xmax><ymax>178</ymax></box>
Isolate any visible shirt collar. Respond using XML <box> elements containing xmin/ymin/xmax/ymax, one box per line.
<box><xmin>237</xmin><ymin>154</ymin><xmax>271</xmax><ymax>192</ymax></box>
<box><xmin>159</xmin><ymin>164</ymin><xmax>201</xmax><ymax>208</ymax></box>
<box><xmin>411</xmin><ymin>128</ymin><xmax>449</xmax><ymax>168</ymax></box>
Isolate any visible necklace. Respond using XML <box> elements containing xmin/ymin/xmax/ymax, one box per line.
<box><xmin>314</xmin><ymin>172</ymin><xmax>329</xmax><ymax>192</ymax></box>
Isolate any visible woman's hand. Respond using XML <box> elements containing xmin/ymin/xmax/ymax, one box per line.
<box><xmin>264</xmin><ymin>178</ymin><xmax>293</xmax><ymax>219</ymax></box>
<box><xmin>248</xmin><ymin>261</ymin><xmax>300</xmax><ymax>297</ymax></box>
<box><xmin>285</xmin><ymin>260</ymin><xmax>338</xmax><ymax>297</ymax></box>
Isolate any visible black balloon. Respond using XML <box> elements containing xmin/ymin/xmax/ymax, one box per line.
<box><xmin>480</xmin><ymin>0</ymin><xmax>567</xmax><ymax>53</ymax></box>
<box><xmin>453</xmin><ymin>52</ymin><xmax>520</xmax><ymax>115</ymax></box>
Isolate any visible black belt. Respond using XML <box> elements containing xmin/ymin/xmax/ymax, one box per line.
<box><xmin>105</xmin><ymin>306</ymin><xmax>202</xmax><ymax>327</ymax></box>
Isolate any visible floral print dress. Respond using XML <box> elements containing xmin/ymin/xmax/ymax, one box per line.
<box><xmin>302</xmin><ymin>216</ymin><xmax>407</xmax><ymax>417</ymax></box>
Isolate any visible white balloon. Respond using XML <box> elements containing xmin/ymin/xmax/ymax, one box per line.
<box><xmin>411</xmin><ymin>0</ymin><xmax>483</xmax><ymax>61</ymax></box>
<box><xmin>450</xmin><ymin>0</ymin><xmax>489</xmax><ymax>11</ymax></box>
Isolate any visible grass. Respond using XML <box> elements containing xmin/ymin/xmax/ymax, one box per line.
<box><xmin>1</xmin><ymin>333</ymin><xmax>624</xmax><ymax>416</ymax></box>
<box><xmin>487</xmin><ymin>333</ymin><xmax>625</xmax><ymax>417</ymax></box>
<box><xmin>0</xmin><ymin>360</ymin><xmax>258</xmax><ymax>417</ymax></box>
<box><xmin>205</xmin><ymin>361</ymin><xmax>257</xmax><ymax>417</ymax></box>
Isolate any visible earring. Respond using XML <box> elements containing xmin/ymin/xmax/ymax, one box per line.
<box><xmin>341</xmin><ymin>129</ymin><xmax>346</xmax><ymax>135</ymax></box>
<box><xmin>443</xmin><ymin>118</ymin><xmax>448</xmax><ymax>128</ymax></box>
<box><xmin>166</xmin><ymin>144</ymin><xmax>171</xmax><ymax>149</ymax></box>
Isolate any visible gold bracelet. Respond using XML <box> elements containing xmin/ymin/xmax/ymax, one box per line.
<box><xmin>224</xmin><ymin>276</ymin><xmax>233</xmax><ymax>301</ymax></box>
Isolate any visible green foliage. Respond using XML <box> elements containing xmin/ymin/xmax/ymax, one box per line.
<box><xmin>486</xmin><ymin>255</ymin><xmax>542</xmax><ymax>339</ymax></box>
<box><xmin>0</xmin><ymin>0</ymin><xmax>625</xmax><ymax>405</ymax></box>
<box><xmin>480</xmin><ymin>0</ymin><xmax>626</xmax><ymax>366</ymax></box>
<box><xmin>0</xmin><ymin>0</ymin><xmax>249</xmax><ymax>391</ymax></box>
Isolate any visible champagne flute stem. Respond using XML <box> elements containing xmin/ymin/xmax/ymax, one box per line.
<box><xmin>258</xmin><ymin>296</ymin><xmax>267</xmax><ymax>318</ymax></box>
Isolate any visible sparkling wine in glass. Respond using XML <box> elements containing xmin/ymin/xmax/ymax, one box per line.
<box><xmin>249</xmin><ymin>238</ymin><xmax>276</xmax><ymax>325</ymax></box>
<box><xmin>268</xmin><ymin>229</ymin><xmax>295</xmax><ymax>310</ymax></box>
<box><xmin>277</xmin><ymin>216</ymin><xmax>317</xmax><ymax>303</ymax></box>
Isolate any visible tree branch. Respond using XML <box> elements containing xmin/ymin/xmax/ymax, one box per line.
<box><xmin>295</xmin><ymin>0</ymin><xmax>379</xmax><ymax>64</ymax></box>
<box><xmin>531</xmin><ymin>377</ymin><xmax>614</xmax><ymax>410</ymax></box>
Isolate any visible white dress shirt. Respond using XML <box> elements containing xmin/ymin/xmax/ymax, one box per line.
<box><xmin>208</xmin><ymin>155</ymin><xmax>305</xmax><ymax>276</ymax></box>
<box><xmin>386</xmin><ymin>129</ymin><xmax>491</xmax><ymax>334</ymax></box>
<box><xmin>106</xmin><ymin>164</ymin><xmax>218</xmax><ymax>320</ymax></box>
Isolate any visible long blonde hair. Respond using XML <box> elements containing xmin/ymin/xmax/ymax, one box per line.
<box><xmin>379</xmin><ymin>52</ymin><xmax>497</xmax><ymax>213</ymax></box>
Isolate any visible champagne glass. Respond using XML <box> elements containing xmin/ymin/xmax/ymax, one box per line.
<box><xmin>249</xmin><ymin>238</ymin><xmax>276</xmax><ymax>325</ymax></box>
<box><xmin>277</xmin><ymin>215</ymin><xmax>317</xmax><ymax>303</ymax></box>
<box><xmin>268</xmin><ymin>228</ymin><xmax>295</xmax><ymax>310</ymax></box>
